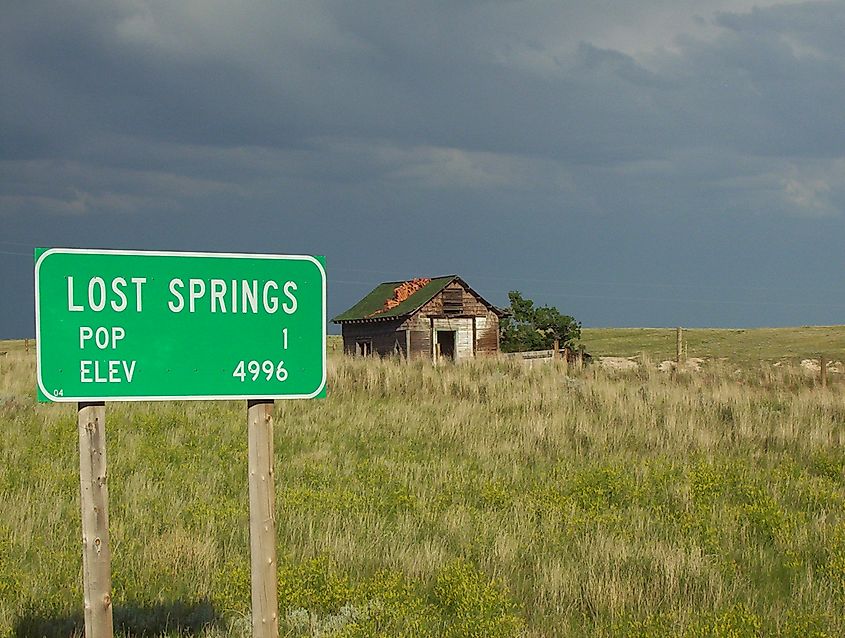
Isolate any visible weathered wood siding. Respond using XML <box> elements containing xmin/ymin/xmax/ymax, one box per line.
<box><xmin>416</xmin><ymin>280</ymin><xmax>489</xmax><ymax>316</ymax></box>
<box><xmin>340</xmin><ymin>278</ymin><xmax>501</xmax><ymax>360</ymax></box>
<box><xmin>475</xmin><ymin>315</ymin><xmax>499</xmax><ymax>354</ymax></box>
<box><xmin>400</xmin><ymin>314</ymin><xmax>433</xmax><ymax>359</ymax></box>
<box><xmin>408</xmin><ymin>322</ymin><xmax>431</xmax><ymax>359</ymax></box>
<box><xmin>341</xmin><ymin>320</ymin><xmax>407</xmax><ymax>357</ymax></box>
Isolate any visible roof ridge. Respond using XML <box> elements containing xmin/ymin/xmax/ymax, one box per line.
<box><xmin>379</xmin><ymin>274</ymin><xmax>456</xmax><ymax>284</ymax></box>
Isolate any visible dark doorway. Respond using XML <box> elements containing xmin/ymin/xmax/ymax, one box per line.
<box><xmin>437</xmin><ymin>331</ymin><xmax>456</xmax><ymax>361</ymax></box>
<box><xmin>356</xmin><ymin>340</ymin><xmax>372</xmax><ymax>356</ymax></box>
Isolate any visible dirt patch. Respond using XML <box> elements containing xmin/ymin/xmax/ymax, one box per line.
<box><xmin>801</xmin><ymin>359</ymin><xmax>821</xmax><ymax>373</ymax></box>
<box><xmin>658</xmin><ymin>358</ymin><xmax>704</xmax><ymax>373</ymax></box>
<box><xmin>800</xmin><ymin>359</ymin><xmax>843</xmax><ymax>374</ymax></box>
<box><xmin>598</xmin><ymin>356</ymin><xmax>640</xmax><ymax>371</ymax></box>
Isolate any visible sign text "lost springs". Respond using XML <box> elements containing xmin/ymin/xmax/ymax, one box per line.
<box><xmin>35</xmin><ymin>249</ymin><xmax>326</xmax><ymax>402</ymax></box>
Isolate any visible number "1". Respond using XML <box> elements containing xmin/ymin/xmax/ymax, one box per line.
<box><xmin>282</xmin><ymin>328</ymin><xmax>288</xmax><ymax>350</ymax></box>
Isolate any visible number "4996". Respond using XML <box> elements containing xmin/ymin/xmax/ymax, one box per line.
<box><xmin>233</xmin><ymin>360</ymin><xmax>288</xmax><ymax>382</ymax></box>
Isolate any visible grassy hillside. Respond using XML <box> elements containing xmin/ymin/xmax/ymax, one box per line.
<box><xmin>581</xmin><ymin>326</ymin><xmax>845</xmax><ymax>365</ymax></box>
<box><xmin>2</xmin><ymin>342</ymin><xmax>845</xmax><ymax>636</ymax></box>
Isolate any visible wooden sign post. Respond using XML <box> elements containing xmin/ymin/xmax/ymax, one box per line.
<box><xmin>247</xmin><ymin>400</ymin><xmax>279</xmax><ymax>638</ymax></box>
<box><xmin>78</xmin><ymin>401</ymin><xmax>114</xmax><ymax>638</ymax></box>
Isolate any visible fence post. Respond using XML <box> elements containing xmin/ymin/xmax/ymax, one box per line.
<box><xmin>820</xmin><ymin>356</ymin><xmax>828</xmax><ymax>388</ymax></box>
<box><xmin>78</xmin><ymin>401</ymin><xmax>114</xmax><ymax>638</ymax></box>
<box><xmin>247</xmin><ymin>399</ymin><xmax>279</xmax><ymax>638</ymax></box>
<box><xmin>552</xmin><ymin>338</ymin><xmax>559</xmax><ymax>361</ymax></box>
<box><xmin>676</xmin><ymin>327</ymin><xmax>683</xmax><ymax>364</ymax></box>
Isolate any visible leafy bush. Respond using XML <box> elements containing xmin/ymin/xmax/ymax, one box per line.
<box><xmin>499</xmin><ymin>290</ymin><xmax>580</xmax><ymax>353</ymax></box>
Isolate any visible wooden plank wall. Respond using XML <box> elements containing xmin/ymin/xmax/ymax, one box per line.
<box><xmin>417</xmin><ymin>281</ymin><xmax>489</xmax><ymax>316</ymax></box>
<box><xmin>341</xmin><ymin>320</ymin><xmax>407</xmax><ymax>357</ymax></box>
<box><xmin>475</xmin><ymin>315</ymin><xmax>499</xmax><ymax>354</ymax></box>
<box><xmin>408</xmin><ymin>325</ymin><xmax>431</xmax><ymax>359</ymax></box>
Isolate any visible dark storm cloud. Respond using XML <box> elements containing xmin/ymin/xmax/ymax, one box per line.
<box><xmin>5</xmin><ymin>2</ymin><xmax>841</xmax><ymax>170</ymax></box>
<box><xmin>3</xmin><ymin>1</ymin><xmax>845</xmax><ymax>337</ymax></box>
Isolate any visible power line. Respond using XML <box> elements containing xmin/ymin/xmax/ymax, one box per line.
<box><xmin>330</xmin><ymin>265</ymin><xmax>842</xmax><ymax>297</ymax></box>
<box><xmin>329</xmin><ymin>278</ymin><xmax>845</xmax><ymax>310</ymax></box>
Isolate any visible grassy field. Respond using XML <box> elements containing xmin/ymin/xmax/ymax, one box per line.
<box><xmin>2</xmin><ymin>335</ymin><xmax>845</xmax><ymax>637</ymax></box>
<box><xmin>580</xmin><ymin>326</ymin><xmax>845</xmax><ymax>366</ymax></box>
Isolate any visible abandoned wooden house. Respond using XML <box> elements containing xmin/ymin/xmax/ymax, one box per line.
<box><xmin>332</xmin><ymin>276</ymin><xmax>505</xmax><ymax>361</ymax></box>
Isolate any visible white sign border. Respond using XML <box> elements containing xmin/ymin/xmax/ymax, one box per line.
<box><xmin>35</xmin><ymin>247</ymin><xmax>327</xmax><ymax>402</ymax></box>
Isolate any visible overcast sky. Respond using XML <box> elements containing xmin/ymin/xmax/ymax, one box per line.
<box><xmin>3</xmin><ymin>1</ymin><xmax>845</xmax><ymax>338</ymax></box>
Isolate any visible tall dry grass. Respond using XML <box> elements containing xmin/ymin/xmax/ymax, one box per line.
<box><xmin>1</xmin><ymin>348</ymin><xmax>844</xmax><ymax>636</ymax></box>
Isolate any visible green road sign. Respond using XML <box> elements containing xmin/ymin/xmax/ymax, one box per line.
<box><xmin>35</xmin><ymin>248</ymin><xmax>326</xmax><ymax>402</ymax></box>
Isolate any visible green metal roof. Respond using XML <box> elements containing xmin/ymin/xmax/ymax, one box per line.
<box><xmin>332</xmin><ymin>276</ymin><xmax>456</xmax><ymax>322</ymax></box>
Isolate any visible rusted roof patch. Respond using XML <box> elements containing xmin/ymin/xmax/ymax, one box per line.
<box><xmin>369</xmin><ymin>278</ymin><xmax>432</xmax><ymax>316</ymax></box>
